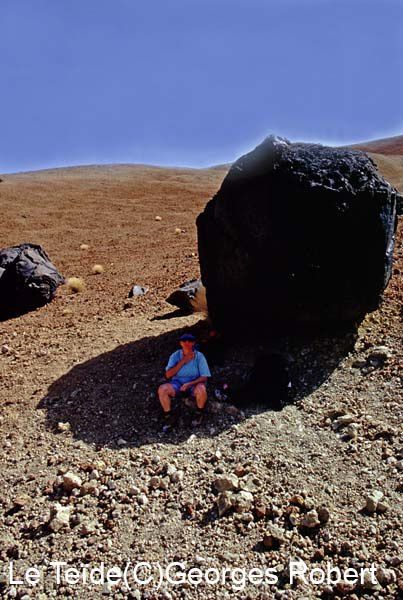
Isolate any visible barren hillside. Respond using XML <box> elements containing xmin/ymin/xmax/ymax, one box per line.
<box><xmin>353</xmin><ymin>135</ymin><xmax>403</xmax><ymax>156</ymax></box>
<box><xmin>0</xmin><ymin>148</ymin><xmax>401</xmax><ymax>599</ymax></box>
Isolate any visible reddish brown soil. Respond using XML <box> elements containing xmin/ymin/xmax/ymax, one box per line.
<box><xmin>353</xmin><ymin>134</ymin><xmax>403</xmax><ymax>156</ymax></box>
<box><xmin>0</xmin><ymin>164</ymin><xmax>228</xmax><ymax>322</ymax></box>
<box><xmin>0</xmin><ymin>149</ymin><xmax>401</xmax><ymax>599</ymax></box>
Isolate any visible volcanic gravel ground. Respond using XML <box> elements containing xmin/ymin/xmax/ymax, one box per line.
<box><xmin>0</xmin><ymin>162</ymin><xmax>402</xmax><ymax>599</ymax></box>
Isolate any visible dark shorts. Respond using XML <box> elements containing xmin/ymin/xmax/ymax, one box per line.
<box><xmin>171</xmin><ymin>381</ymin><xmax>205</xmax><ymax>396</ymax></box>
<box><xmin>171</xmin><ymin>381</ymin><xmax>195</xmax><ymax>395</ymax></box>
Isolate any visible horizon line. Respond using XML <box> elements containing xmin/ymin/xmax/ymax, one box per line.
<box><xmin>1</xmin><ymin>132</ymin><xmax>401</xmax><ymax>177</ymax></box>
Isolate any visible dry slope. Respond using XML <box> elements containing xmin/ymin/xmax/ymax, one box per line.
<box><xmin>0</xmin><ymin>157</ymin><xmax>401</xmax><ymax>599</ymax></box>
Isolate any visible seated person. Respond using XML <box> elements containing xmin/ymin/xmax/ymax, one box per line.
<box><xmin>158</xmin><ymin>332</ymin><xmax>211</xmax><ymax>430</ymax></box>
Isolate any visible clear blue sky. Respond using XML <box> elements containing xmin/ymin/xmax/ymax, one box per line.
<box><xmin>1</xmin><ymin>0</ymin><xmax>402</xmax><ymax>173</ymax></box>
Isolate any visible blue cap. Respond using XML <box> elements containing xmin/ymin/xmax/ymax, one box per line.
<box><xmin>179</xmin><ymin>333</ymin><xmax>196</xmax><ymax>342</ymax></box>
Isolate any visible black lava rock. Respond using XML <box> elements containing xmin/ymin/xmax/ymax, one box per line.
<box><xmin>197</xmin><ymin>135</ymin><xmax>400</xmax><ymax>336</ymax></box>
<box><xmin>165</xmin><ymin>279</ymin><xmax>205</xmax><ymax>313</ymax></box>
<box><xmin>0</xmin><ymin>243</ymin><xmax>64</xmax><ymax>319</ymax></box>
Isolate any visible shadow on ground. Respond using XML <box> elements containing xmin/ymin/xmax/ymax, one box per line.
<box><xmin>38</xmin><ymin>320</ymin><xmax>358</xmax><ymax>449</ymax></box>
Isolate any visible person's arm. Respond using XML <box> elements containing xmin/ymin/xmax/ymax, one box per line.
<box><xmin>180</xmin><ymin>352</ymin><xmax>211</xmax><ymax>390</ymax></box>
<box><xmin>165</xmin><ymin>359</ymin><xmax>185</xmax><ymax>380</ymax></box>
<box><xmin>165</xmin><ymin>351</ymin><xmax>194</xmax><ymax>379</ymax></box>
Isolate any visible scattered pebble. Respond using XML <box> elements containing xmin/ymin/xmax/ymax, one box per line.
<box><xmin>300</xmin><ymin>509</ymin><xmax>321</xmax><ymax>529</ymax></box>
<box><xmin>48</xmin><ymin>503</ymin><xmax>71</xmax><ymax>532</ymax></box>
<box><xmin>262</xmin><ymin>524</ymin><xmax>285</xmax><ymax>549</ymax></box>
<box><xmin>62</xmin><ymin>472</ymin><xmax>83</xmax><ymax>493</ymax></box>
<box><xmin>365</xmin><ymin>490</ymin><xmax>384</xmax><ymax>514</ymax></box>
<box><xmin>57</xmin><ymin>422</ymin><xmax>71</xmax><ymax>432</ymax></box>
<box><xmin>213</xmin><ymin>474</ymin><xmax>239</xmax><ymax>492</ymax></box>
<box><xmin>92</xmin><ymin>264</ymin><xmax>104</xmax><ymax>274</ymax></box>
<box><xmin>13</xmin><ymin>493</ymin><xmax>31</xmax><ymax>508</ymax></box>
<box><xmin>217</xmin><ymin>491</ymin><xmax>234</xmax><ymax>517</ymax></box>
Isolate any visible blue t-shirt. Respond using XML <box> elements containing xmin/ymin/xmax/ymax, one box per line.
<box><xmin>165</xmin><ymin>349</ymin><xmax>211</xmax><ymax>386</ymax></box>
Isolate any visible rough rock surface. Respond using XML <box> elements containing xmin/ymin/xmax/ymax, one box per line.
<box><xmin>165</xmin><ymin>278</ymin><xmax>206</xmax><ymax>313</ymax></box>
<box><xmin>197</xmin><ymin>135</ymin><xmax>401</xmax><ymax>336</ymax></box>
<box><xmin>0</xmin><ymin>243</ymin><xmax>64</xmax><ymax>319</ymax></box>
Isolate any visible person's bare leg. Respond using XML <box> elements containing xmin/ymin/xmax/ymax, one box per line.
<box><xmin>158</xmin><ymin>383</ymin><xmax>176</xmax><ymax>413</ymax></box>
<box><xmin>193</xmin><ymin>383</ymin><xmax>207</xmax><ymax>409</ymax></box>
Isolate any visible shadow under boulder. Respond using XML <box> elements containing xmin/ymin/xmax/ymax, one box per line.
<box><xmin>38</xmin><ymin>322</ymin><xmax>357</xmax><ymax>448</ymax></box>
<box><xmin>38</xmin><ymin>325</ymin><xmax>244</xmax><ymax>449</ymax></box>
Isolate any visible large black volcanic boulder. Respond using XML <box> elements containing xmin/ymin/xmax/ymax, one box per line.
<box><xmin>0</xmin><ymin>243</ymin><xmax>64</xmax><ymax>318</ymax></box>
<box><xmin>197</xmin><ymin>136</ymin><xmax>400</xmax><ymax>336</ymax></box>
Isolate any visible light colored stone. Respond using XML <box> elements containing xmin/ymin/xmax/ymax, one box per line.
<box><xmin>239</xmin><ymin>474</ymin><xmax>260</xmax><ymax>493</ymax></box>
<box><xmin>159</xmin><ymin>477</ymin><xmax>170</xmax><ymax>490</ymax></box>
<box><xmin>301</xmin><ymin>509</ymin><xmax>320</xmax><ymax>528</ymax></box>
<box><xmin>376</xmin><ymin>501</ymin><xmax>389</xmax><ymax>514</ymax></box>
<box><xmin>57</xmin><ymin>422</ymin><xmax>71</xmax><ymax>432</ymax></box>
<box><xmin>49</xmin><ymin>503</ymin><xmax>71</xmax><ymax>532</ymax></box>
<box><xmin>234</xmin><ymin>490</ymin><xmax>254</xmax><ymax>513</ymax></box>
<box><xmin>170</xmin><ymin>470</ymin><xmax>184</xmax><ymax>483</ymax></box>
<box><xmin>368</xmin><ymin>346</ymin><xmax>393</xmax><ymax>360</ymax></box>
<box><xmin>336</xmin><ymin>414</ymin><xmax>357</xmax><ymax>426</ymax></box>
<box><xmin>13</xmin><ymin>493</ymin><xmax>31</xmax><ymax>508</ymax></box>
<box><xmin>289</xmin><ymin>510</ymin><xmax>300</xmax><ymax>526</ymax></box>
<box><xmin>262</xmin><ymin>524</ymin><xmax>285</xmax><ymax>548</ymax></box>
<box><xmin>365</xmin><ymin>490</ymin><xmax>384</xmax><ymax>514</ymax></box>
<box><xmin>63</xmin><ymin>472</ymin><xmax>83</xmax><ymax>492</ymax></box>
<box><xmin>213</xmin><ymin>474</ymin><xmax>239</xmax><ymax>492</ymax></box>
<box><xmin>79</xmin><ymin>520</ymin><xmax>97</xmax><ymax>535</ymax></box>
<box><xmin>93</xmin><ymin>460</ymin><xmax>106</xmax><ymax>471</ymax></box>
<box><xmin>80</xmin><ymin>481</ymin><xmax>98</xmax><ymax>496</ymax></box>
<box><xmin>166</xmin><ymin>464</ymin><xmax>177</xmax><ymax>476</ymax></box>
<box><xmin>217</xmin><ymin>491</ymin><xmax>234</xmax><ymax>516</ymax></box>
<box><xmin>361</xmin><ymin>569</ymin><xmax>381</xmax><ymax>591</ymax></box>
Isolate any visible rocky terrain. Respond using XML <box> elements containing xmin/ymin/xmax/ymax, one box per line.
<box><xmin>0</xmin><ymin>150</ymin><xmax>402</xmax><ymax>599</ymax></box>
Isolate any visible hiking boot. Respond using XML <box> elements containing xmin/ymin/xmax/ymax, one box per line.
<box><xmin>161</xmin><ymin>412</ymin><xmax>176</xmax><ymax>433</ymax></box>
<box><xmin>191</xmin><ymin>409</ymin><xmax>206</xmax><ymax>428</ymax></box>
